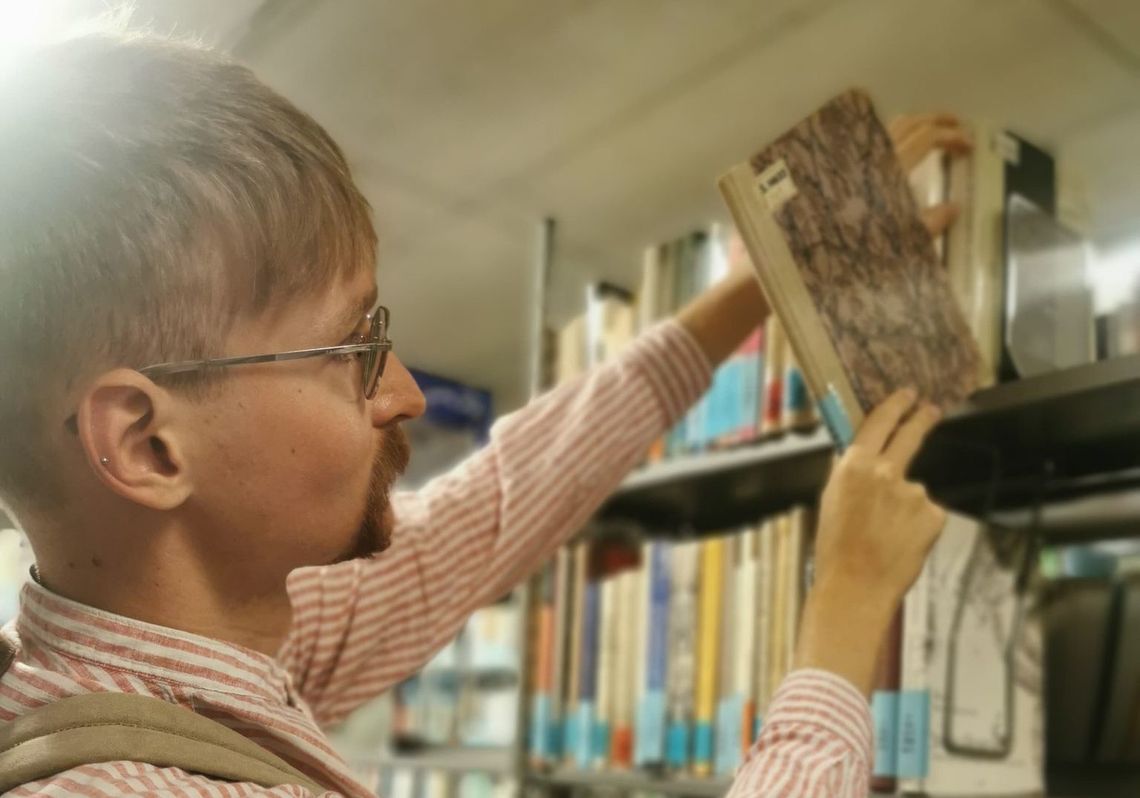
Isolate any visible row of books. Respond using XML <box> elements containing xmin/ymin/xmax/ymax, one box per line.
<box><xmin>526</xmin><ymin>507</ymin><xmax>815</xmax><ymax>777</ymax></box>
<box><xmin>557</xmin><ymin>230</ymin><xmax>819</xmax><ymax>466</ymax></box>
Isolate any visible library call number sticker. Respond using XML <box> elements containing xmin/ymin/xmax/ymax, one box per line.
<box><xmin>756</xmin><ymin>158</ymin><xmax>798</xmax><ymax>211</ymax></box>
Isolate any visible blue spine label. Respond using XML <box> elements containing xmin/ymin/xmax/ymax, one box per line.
<box><xmin>636</xmin><ymin>690</ymin><xmax>667</xmax><ymax>765</ymax></box>
<box><xmin>574</xmin><ymin>703</ymin><xmax>595</xmax><ymax>769</ymax></box>
<box><xmin>666</xmin><ymin>721</ymin><xmax>691</xmax><ymax>769</ymax></box>
<box><xmin>593</xmin><ymin>720</ymin><xmax>611</xmax><ymax>765</ymax></box>
<box><xmin>897</xmin><ymin>689</ymin><xmax>931</xmax><ymax>779</ymax></box>
<box><xmin>530</xmin><ymin>694</ymin><xmax>552</xmax><ymax>758</ymax></box>
<box><xmin>872</xmin><ymin>690</ymin><xmax>900</xmax><ymax>778</ymax></box>
<box><xmin>817</xmin><ymin>386</ymin><xmax>855</xmax><ymax>451</ymax></box>
<box><xmin>715</xmin><ymin>695</ymin><xmax>744</xmax><ymax>776</ymax></box>
<box><xmin>694</xmin><ymin>721</ymin><xmax>714</xmax><ymax>769</ymax></box>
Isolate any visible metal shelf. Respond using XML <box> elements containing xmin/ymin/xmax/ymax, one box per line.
<box><xmin>365</xmin><ymin>745</ymin><xmax>513</xmax><ymax>775</ymax></box>
<box><xmin>526</xmin><ymin>767</ymin><xmax>731</xmax><ymax>796</ymax></box>
<box><xmin>599</xmin><ymin>356</ymin><xmax>1140</xmax><ymax>532</ymax></box>
<box><xmin>526</xmin><ymin>765</ymin><xmax>1136</xmax><ymax>796</ymax></box>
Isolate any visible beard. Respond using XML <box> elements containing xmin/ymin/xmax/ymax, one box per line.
<box><xmin>332</xmin><ymin>426</ymin><xmax>410</xmax><ymax>564</ymax></box>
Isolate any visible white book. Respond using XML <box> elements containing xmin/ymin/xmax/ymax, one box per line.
<box><xmin>735</xmin><ymin>526</ymin><xmax>759</xmax><ymax>708</ymax></box>
<box><xmin>922</xmin><ymin>514</ymin><xmax>1044</xmax><ymax>795</ymax></box>
<box><xmin>594</xmin><ymin>576</ymin><xmax>619</xmax><ymax>767</ymax></box>
<box><xmin>638</xmin><ymin>245</ymin><xmax>662</xmax><ymax>333</ymax></box>
<box><xmin>390</xmin><ymin>768</ymin><xmax>416</xmax><ymax>798</ymax></box>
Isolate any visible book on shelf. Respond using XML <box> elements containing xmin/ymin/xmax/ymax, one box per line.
<box><xmin>899</xmin><ymin>513</ymin><xmax>1044</xmax><ymax>795</ymax></box>
<box><xmin>666</xmin><ymin>539</ymin><xmax>700</xmax><ymax>772</ymax></box>
<box><xmin>527</xmin><ymin>510</ymin><xmax>814</xmax><ymax>779</ymax></box>
<box><xmin>718</xmin><ymin>87</ymin><xmax>984</xmax><ymax>790</ymax></box>
<box><xmin>692</xmin><ymin>536</ymin><xmax>724</xmax><ymax>777</ymax></box>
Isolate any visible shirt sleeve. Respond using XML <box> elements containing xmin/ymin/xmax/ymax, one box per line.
<box><xmin>278</xmin><ymin>321</ymin><xmax>712</xmax><ymax>726</ymax></box>
<box><xmin>727</xmin><ymin>669</ymin><xmax>875</xmax><ymax>797</ymax></box>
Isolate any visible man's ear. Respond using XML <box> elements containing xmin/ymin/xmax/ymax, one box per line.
<box><xmin>75</xmin><ymin>368</ymin><xmax>193</xmax><ymax>511</ymax></box>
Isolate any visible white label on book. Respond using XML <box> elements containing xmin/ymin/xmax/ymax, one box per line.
<box><xmin>997</xmin><ymin>132</ymin><xmax>1020</xmax><ymax>165</ymax></box>
<box><xmin>756</xmin><ymin>159</ymin><xmax>798</xmax><ymax>211</ymax></box>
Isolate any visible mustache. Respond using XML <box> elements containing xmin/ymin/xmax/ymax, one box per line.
<box><xmin>377</xmin><ymin>426</ymin><xmax>411</xmax><ymax>482</ymax></box>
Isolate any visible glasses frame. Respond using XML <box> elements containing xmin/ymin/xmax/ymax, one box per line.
<box><xmin>138</xmin><ymin>305</ymin><xmax>392</xmax><ymax>401</ymax></box>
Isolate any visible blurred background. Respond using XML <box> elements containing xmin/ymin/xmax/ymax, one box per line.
<box><xmin>2</xmin><ymin>2</ymin><xmax>1140</xmax><ymax>797</ymax></box>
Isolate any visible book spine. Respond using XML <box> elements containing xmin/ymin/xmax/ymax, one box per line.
<box><xmin>594</xmin><ymin>577</ymin><xmax>617</xmax><ymax>768</ymax></box>
<box><xmin>528</xmin><ymin>560</ymin><xmax>556</xmax><ymax>767</ymax></box>
<box><xmin>636</xmin><ymin>542</ymin><xmax>671</xmax><ymax>767</ymax></box>
<box><xmin>754</xmin><ymin>521</ymin><xmax>775</xmax><ymax>729</ymax></box>
<box><xmin>716</xmin><ymin>535</ymin><xmax>744</xmax><ymax>776</ymax></box>
<box><xmin>782</xmin><ymin>341</ymin><xmax>816</xmax><ymax>431</ymax></box>
<box><xmin>871</xmin><ymin>613</ymin><xmax>904</xmax><ymax>791</ymax></box>
<box><xmin>563</xmin><ymin>543</ymin><xmax>587</xmax><ymax>765</ymax></box>
<box><xmin>575</xmin><ymin>574</ymin><xmax>600</xmax><ymax>769</ymax></box>
<box><xmin>735</xmin><ymin>528</ymin><xmax>760</xmax><ymax>760</ymax></box>
<box><xmin>611</xmin><ymin>569</ymin><xmax>639</xmax><ymax>769</ymax></box>
<box><xmin>666</xmin><ymin>542</ymin><xmax>699</xmax><ymax>772</ymax></box>
<box><xmin>898</xmin><ymin>556</ymin><xmax>932</xmax><ymax>787</ymax></box>
<box><xmin>693</xmin><ymin>537</ymin><xmax>724</xmax><ymax>777</ymax></box>
<box><xmin>549</xmin><ymin>547</ymin><xmax>573</xmax><ymax>762</ymax></box>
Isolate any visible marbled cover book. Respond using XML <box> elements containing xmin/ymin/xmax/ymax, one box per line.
<box><xmin>748</xmin><ymin>89</ymin><xmax>981</xmax><ymax>412</ymax></box>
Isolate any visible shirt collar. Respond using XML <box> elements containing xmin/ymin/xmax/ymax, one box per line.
<box><xmin>16</xmin><ymin>577</ymin><xmax>294</xmax><ymax>705</ymax></box>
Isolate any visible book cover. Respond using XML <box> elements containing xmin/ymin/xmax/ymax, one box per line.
<box><xmin>718</xmin><ymin>88</ymin><xmax>981</xmax><ymax>443</ymax></box>
<box><xmin>636</xmin><ymin>541</ymin><xmax>671</xmax><ymax>767</ymax></box>
<box><xmin>666</xmin><ymin>541</ymin><xmax>700</xmax><ymax>771</ymax></box>
<box><xmin>693</xmin><ymin>536</ymin><xmax>725</xmax><ymax>777</ymax></box>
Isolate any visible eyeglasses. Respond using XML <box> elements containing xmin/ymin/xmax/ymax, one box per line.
<box><xmin>138</xmin><ymin>305</ymin><xmax>392</xmax><ymax>400</ymax></box>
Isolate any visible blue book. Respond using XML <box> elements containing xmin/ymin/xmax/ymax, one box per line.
<box><xmin>636</xmin><ymin>543</ymin><xmax>671</xmax><ymax>766</ymax></box>
<box><xmin>575</xmin><ymin>580</ymin><xmax>600</xmax><ymax>769</ymax></box>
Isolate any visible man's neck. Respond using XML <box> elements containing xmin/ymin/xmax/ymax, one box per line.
<box><xmin>32</xmin><ymin>523</ymin><xmax>294</xmax><ymax>657</ymax></box>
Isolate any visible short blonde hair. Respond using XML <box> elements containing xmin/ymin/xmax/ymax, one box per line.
<box><xmin>0</xmin><ymin>31</ymin><xmax>376</xmax><ymax>509</ymax></box>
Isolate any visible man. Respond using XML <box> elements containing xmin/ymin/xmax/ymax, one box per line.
<box><xmin>0</xmin><ymin>29</ymin><xmax>961</xmax><ymax>797</ymax></box>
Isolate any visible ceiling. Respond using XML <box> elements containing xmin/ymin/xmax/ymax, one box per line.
<box><xmin>25</xmin><ymin>0</ymin><xmax>1140</xmax><ymax>411</ymax></box>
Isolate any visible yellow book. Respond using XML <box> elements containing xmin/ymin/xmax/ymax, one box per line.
<box><xmin>693</xmin><ymin>536</ymin><xmax>725</xmax><ymax>776</ymax></box>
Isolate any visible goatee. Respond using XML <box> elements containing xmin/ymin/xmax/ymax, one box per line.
<box><xmin>333</xmin><ymin>427</ymin><xmax>410</xmax><ymax>564</ymax></box>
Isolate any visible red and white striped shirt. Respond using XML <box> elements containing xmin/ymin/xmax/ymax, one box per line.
<box><xmin>0</xmin><ymin>321</ymin><xmax>872</xmax><ymax>797</ymax></box>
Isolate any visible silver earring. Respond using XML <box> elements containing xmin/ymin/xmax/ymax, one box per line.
<box><xmin>99</xmin><ymin>457</ymin><xmax>110</xmax><ymax>466</ymax></box>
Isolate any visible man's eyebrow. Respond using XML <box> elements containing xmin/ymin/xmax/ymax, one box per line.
<box><xmin>332</xmin><ymin>285</ymin><xmax>380</xmax><ymax>338</ymax></box>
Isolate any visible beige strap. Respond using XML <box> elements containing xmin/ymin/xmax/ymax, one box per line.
<box><xmin>0</xmin><ymin>636</ymin><xmax>325</xmax><ymax>793</ymax></box>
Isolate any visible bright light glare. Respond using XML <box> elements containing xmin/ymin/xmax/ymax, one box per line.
<box><xmin>0</xmin><ymin>0</ymin><xmax>121</xmax><ymax>61</ymax></box>
<box><xmin>1091</xmin><ymin>238</ymin><xmax>1140</xmax><ymax>314</ymax></box>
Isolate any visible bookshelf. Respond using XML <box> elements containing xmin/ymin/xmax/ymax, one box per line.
<box><xmin>369</xmin><ymin>745</ymin><xmax>513</xmax><ymax>776</ymax></box>
<box><xmin>526</xmin><ymin>769</ymin><xmax>732</xmax><ymax>797</ymax></box>
<box><xmin>600</xmin><ymin>353</ymin><xmax>1140</xmax><ymax>534</ymax></box>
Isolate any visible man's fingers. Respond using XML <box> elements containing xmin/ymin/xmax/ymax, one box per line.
<box><xmin>892</xmin><ymin>115</ymin><xmax>972</xmax><ymax>171</ymax></box>
<box><xmin>922</xmin><ymin>203</ymin><xmax>960</xmax><ymax>237</ymax></box>
<box><xmin>853</xmin><ymin>388</ymin><xmax>920</xmax><ymax>456</ymax></box>
<box><xmin>883</xmin><ymin>402</ymin><xmax>942</xmax><ymax>471</ymax></box>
